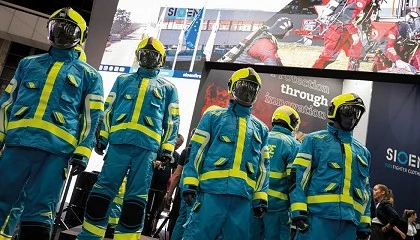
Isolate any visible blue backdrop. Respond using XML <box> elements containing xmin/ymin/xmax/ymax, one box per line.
<box><xmin>367</xmin><ymin>82</ymin><xmax>420</xmax><ymax>215</ymax></box>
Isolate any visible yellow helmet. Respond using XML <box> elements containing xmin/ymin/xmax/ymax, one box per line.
<box><xmin>48</xmin><ymin>7</ymin><xmax>88</xmax><ymax>49</ymax></box>
<box><xmin>135</xmin><ymin>37</ymin><xmax>166</xmax><ymax>70</ymax></box>
<box><xmin>327</xmin><ymin>93</ymin><xmax>365</xmax><ymax>120</ymax></box>
<box><xmin>272</xmin><ymin>105</ymin><xmax>300</xmax><ymax>131</ymax></box>
<box><xmin>228</xmin><ymin>67</ymin><xmax>262</xmax><ymax>106</ymax></box>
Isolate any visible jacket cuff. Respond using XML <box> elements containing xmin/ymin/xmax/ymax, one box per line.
<box><xmin>70</xmin><ymin>154</ymin><xmax>88</xmax><ymax>168</ymax></box>
<box><xmin>74</xmin><ymin>146</ymin><xmax>92</xmax><ymax>162</ymax></box>
<box><xmin>100</xmin><ymin>130</ymin><xmax>109</xmax><ymax>142</ymax></box>
<box><xmin>291</xmin><ymin>202</ymin><xmax>308</xmax><ymax>218</ymax></box>
<box><xmin>161</xmin><ymin>143</ymin><xmax>175</xmax><ymax>152</ymax></box>
<box><xmin>253</xmin><ymin>191</ymin><xmax>268</xmax><ymax>202</ymax></box>
<box><xmin>183</xmin><ymin>177</ymin><xmax>199</xmax><ymax>187</ymax></box>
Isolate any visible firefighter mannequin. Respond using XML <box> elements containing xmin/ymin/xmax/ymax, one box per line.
<box><xmin>0</xmin><ymin>45</ymin><xmax>89</xmax><ymax>240</ymax></box>
<box><xmin>77</xmin><ymin>37</ymin><xmax>180</xmax><ymax>240</ymax></box>
<box><xmin>312</xmin><ymin>0</ymin><xmax>380</xmax><ymax>70</ymax></box>
<box><xmin>0</xmin><ymin>7</ymin><xmax>104</xmax><ymax>239</ymax></box>
<box><xmin>181</xmin><ymin>67</ymin><xmax>270</xmax><ymax>239</ymax></box>
<box><xmin>289</xmin><ymin>93</ymin><xmax>371</xmax><ymax>240</ymax></box>
<box><xmin>249</xmin><ymin>106</ymin><xmax>301</xmax><ymax>240</ymax></box>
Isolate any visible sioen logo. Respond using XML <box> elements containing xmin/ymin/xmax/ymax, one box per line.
<box><xmin>386</xmin><ymin>148</ymin><xmax>420</xmax><ymax>168</ymax></box>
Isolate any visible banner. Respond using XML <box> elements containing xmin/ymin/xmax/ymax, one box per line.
<box><xmin>366</xmin><ymin>82</ymin><xmax>420</xmax><ymax>215</ymax></box>
<box><xmin>189</xmin><ymin>69</ymin><xmax>344</xmax><ymax>134</ymax></box>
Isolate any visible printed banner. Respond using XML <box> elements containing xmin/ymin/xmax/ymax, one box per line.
<box><xmin>189</xmin><ymin>69</ymin><xmax>343</xmax><ymax>134</ymax></box>
<box><xmin>102</xmin><ymin>0</ymin><xmax>420</xmax><ymax>78</ymax></box>
<box><xmin>366</xmin><ymin>82</ymin><xmax>420</xmax><ymax>215</ymax></box>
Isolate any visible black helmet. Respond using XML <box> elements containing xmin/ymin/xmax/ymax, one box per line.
<box><xmin>47</xmin><ymin>7</ymin><xmax>88</xmax><ymax>49</ymax></box>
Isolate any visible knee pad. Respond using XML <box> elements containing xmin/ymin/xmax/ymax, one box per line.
<box><xmin>119</xmin><ymin>200</ymin><xmax>146</xmax><ymax>231</ymax></box>
<box><xmin>18</xmin><ymin>222</ymin><xmax>50</xmax><ymax>240</ymax></box>
<box><xmin>85</xmin><ymin>193</ymin><xmax>111</xmax><ymax>221</ymax></box>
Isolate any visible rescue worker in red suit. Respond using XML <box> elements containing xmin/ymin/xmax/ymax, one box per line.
<box><xmin>313</xmin><ymin>0</ymin><xmax>376</xmax><ymax>70</ymax></box>
<box><xmin>234</xmin><ymin>17</ymin><xmax>294</xmax><ymax>66</ymax></box>
<box><xmin>372</xmin><ymin>11</ymin><xmax>420</xmax><ymax>72</ymax></box>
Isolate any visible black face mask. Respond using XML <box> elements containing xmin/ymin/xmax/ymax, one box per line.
<box><xmin>48</xmin><ymin>20</ymin><xmax>81</xmax><ymax>49</ymax></box>
<box><xmin>336</xmin><ymin>105</ymin><xmax>363</xmax><ymax>131</ymax></box>
<box><xmin>137</xmin><ymin>50</ymin><xmax>162</xmax><ymax>70</ymax></box>
<box><xmin>232</xmin><ymin>80</ymin><xmax>260</xmax><ymax>106</ymax></box>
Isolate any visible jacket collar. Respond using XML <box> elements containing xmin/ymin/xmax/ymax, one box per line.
<box><xmin>228</xmin><ymin>99</ymin><xmax>252</xmax><ymax>117</ymax></box>
<box><xmin>327</xmin><ymin>122</ymin><xmax>353</xmax><ymax>143</ymax></box>
<box><xmin>272</xmin><ymin>125</ymin><xmax>293</xmax><ymax>136</ymax></box>
<box><xmin>49</xmin><ymin>47</ymin><xmax>79</xmax><ymax>62</ymax></box>
<box><xmin>137</xmin><ymin>67</ymin><xmax>160</xmax><ymax>78</ymax></box>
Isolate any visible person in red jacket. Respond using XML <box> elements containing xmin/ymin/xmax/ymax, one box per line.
<box><xmin>312</xmin><ymin>0</ymin><xmax>379</xmax><ymax>71</ymax></box>
<box><xmin>372</xmin><ymin>11</ymin><xmax>420</xmax><ymax>72</ymax></box>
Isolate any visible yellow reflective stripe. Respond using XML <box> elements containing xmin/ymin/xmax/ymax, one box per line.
<box><xmin>100</xmin><ymin>130</ymin><xmax>109</xmax><ymax>139</ymax></box>
<box><xmin>0</xmin><ymin>79</ymin><xmax>17</xmax><ymax>134</ymax></box>
<box><xmin>153</xmin><ymin>88</ymin><xmax>162</xmax><ymax>99</ymax></box>
<box><xmin>104</xmin><ymin>92</ymin><xmax>116</xmax><ymax>133</ymax></box>
<box><xmin>253</xmin><ymin>191</ymin><xmax>268</xmax><ymax>201</ymax></box>
<box><xmin>145</xmin><ymin>116</ymin><xmax>154</xmax><ymax>126</ymax></box>
<box><xmin>331</xmin><ymin>162</ymin><xmax>341</xmax><ymax>168</ymax></box>
<box><xmin>110</xmin><ymin>123</ymin><xmax>161</xmax><ymax>142</ymax></box>
<box><xmin>355</xmin><ymin>188</ymin><xmax>363</xmax><ymax>199</ymax></box>
<box><xmin>116</xmin><ymin>114</ymin><xmax>126</xmax><ymax>122</ymax></box>
<box><xmin>360</xmin><ymin>215</ymin><xmax>371</xmax><ymax>224</ymax></box>
<box><xmin>191</xmin><ymin>134</ymin><xmax>205</xmax><ymax>144</ymax></box>
<box><xmin>171</xmin><ymin>107</ymin><xmax>179</xmax><ymax>115</ymax></box>
<box><xmin>0</xmin><ymin>233</ymin><xmax>12</xmax><ymax>239</ymax></box>
<box><xmin>267</xmin><ymin>189</ymin><xmax>288</xmax><ymax>200</ymax></box>
<box><xmin>357</xmin><ymin>155</ymin><xmax>368</xmax><ymax>166</ymax></box>
<box><xmin>183</xmin><ymin>177</ymin><xmax>199</xmax><ymax>186</ymax></box>
<box><xmin>89</xmin><ymin>101</ymin><xmax>104</xmax><ymax>111</ymax></box>
<box><xmin>199</xmin><ymin>170</ymin><xmax>256</xmax><ymax>190</ymax></box>
<box><xmin>82</xmin><ymin>221</ymin><xmax>106</xmax><ymax>237</ymax></box>
<box><xmin>15</xmin><ymin>106</ymin><xmax>28</xmax><ymax>116</ymax></box>
<box><xmin>262</xmin><ymin>147</ymin><xmax>269</xmax><ymax>159</ymax></box>
<box><xmin>291</xmin><ymin>202</ymin><xmax>307</xmax><ymax>212</ymax></box>
<box><xmin>269</xmin><ymin>171</ymin><xmax>286</xmax><ymax>179</ymax></box>
<box><xmin>113</xmin><ymin>197</ymin><xmax>123</xmax><ymax>205</ymax></box>
<box><xmin>343</xmin><ymin>143</ymin><xmax>352</xmax><ymax>196</ymax></box>
<box><xmin>256</xmin><ymin>145</ymin><xmax>268</xmax><ymax>192</ymax></box>
<box><xmin>4</xmin><ymin>85</ymin><xmax>12</xmax><ymax>93</ymax></box>
<box><xmin>325</xmin><ymin>183</ymin><xmax>337</xmax><ymax>191</ymax></box>
<box><xmin>233</xmin><ymin>117</ymin><xmax>246</xmax><ymax>171</ymax></box>
<box><xmin>214</xmin><ymin>157</ymin><xmax>227</xmax><ymax>166</ymax></box>
<box><xmin>293</xmin><ymin>158</ymin><xmax>311</xmax><ymax>167</ymax></box>
<box><xmin>0</xmin><ymin>132</ymin><xmax>5</xmax><ymax>142</ymax></box>
<box><xmin>221</xmin><ymin>136</ymin><xmax>231</xmax><ymax>142</ymax></box>
<box><xmin>162</xmin><ymin>103</ymin><xmax>178</xmax><ymax>149</ymax></box>
<box><xmin>193</xmin><ymin>129</ymin><xmax>210</xmax><ymax>173</ymax></box>
<box><xmin>80</xmin><ymin>94</ymin><xmax>103</xmax><ymax>143</ymax></box>
<box><xmin>74</xmin><ymin>146</ymin><xmax>92</xmax><ymax>159</ymax></box>
<box><xmin>307</xmin><ymin>194</ymin><xmax>363</xmax><ymax>214</ymax></box>
<box><xmin>35</xmin><ymin>62</ymin><xmax>64</xmax><ymax>119</ymax></box>
<box><xmin>0</xmin><ymin>214</ymin><xmax>10</xmax><ymax>233</ymax></box>
<box><xmin>108</xmin><ymin>217</ymin><xmax>119</xmax><ymax>225</ymax></box>
<box><xmin>131</xmin><ymin>78</ymin><xmax>149</xmax><ymax>123</ymax></box>
<box><xmin>114</xmin><ymin>232</ymin><xmax>140</xmax><ymax>240</ymax></box>
<box><xmin>161</xmin><ymin>143</ymin><xmax>175</xmax><ymax>152</ymax></box>
<box><xmin>8</xmin><ymin>119</ymin><xmax>77</xmax><ymax>146</ymax></box>
<box><xmin>68</xmin><ymin>74</ymin><xmax>78</xmax><ymax>87</ymax></box>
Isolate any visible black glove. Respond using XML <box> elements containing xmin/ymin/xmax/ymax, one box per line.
<box><xmin>292</xmin><ymin>216</ymin><xmax>309</xmax><ymax>232</ymax></box>
<box><xmin>356</xmin><ymin>231</ymin><xmax>370</xmax><ymax>240</ymax></box>
<box><xmin>69</xmin><ymin>154</ymin><xmax>86</xmax><ymax>176</ymax></box>
<box><xmin>94</xmin><ymin>140</ymin><xmax>107</xmax><ymax>156</ymax></box>
<box><xmin>159</xmin><ymin>150</ymin><xmax>174</xmax><ymax>166</ymax></box>
<box><xmin>182</xmin><ymin>189</ymin><xmax>197</xmax><ymax>206</ymax></box>
<box><xmin>253</xmin><ymin>200</ymin><xmax>268</xmax><ymax>218</ymax></box>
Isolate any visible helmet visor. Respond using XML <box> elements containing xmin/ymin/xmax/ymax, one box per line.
<box><xmin>232</xmin><ymin>80</ymin><xmax>260</xmax><ymax>106</ymax></box>
<box><xmin>48</xmin><ymin>20</ymin><xmax>81</xmax><ymax>49</ymax></box>
<box><xmin>339</xmin><ymin>105</ymin><xmax>363</xmax><ymax>119</ymax></box>
<box><xmin>137</xmin><ymin>49</ymin><xmax>162</xmax><ymax>70</ymax></box>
